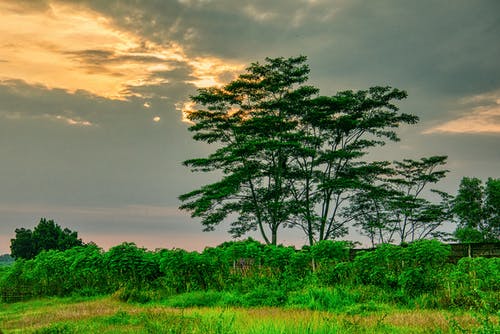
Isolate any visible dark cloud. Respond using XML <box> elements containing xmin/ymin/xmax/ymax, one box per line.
<box><xmin>66</xmin><ymin>49</ymin><xmax>169</xmax><ymax>66</ymax></box>
<box><xmin>74</xmin><ymin>0</ymin><xmax>500</xmax><ymax>100</ymax></box>
<box><xmin>0</xmin><ymin>80</ymin><xmax>205</xmax><ymax>207</ymax></box>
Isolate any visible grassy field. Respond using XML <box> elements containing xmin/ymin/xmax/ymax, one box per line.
<box><xmin>0</xmin><ymin>296</ymin><xmax>498</xmax><ymax>333</ymax></box>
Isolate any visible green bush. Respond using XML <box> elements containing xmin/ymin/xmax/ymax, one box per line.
<box><xmin>352</xmin><ymin>243</ymin><xmax>402</xmax><ymax>288</ymax></box>
<box><xmin>351</xmin><ymin>240</ymin><xmax>451</xmax><ymax>296</ymax></box>
<box><xmin>446</xmin><ymin>257</ymin><xmax>500</xmax><ymax>310</ymax></box>
<box><xmin>0</xmin><ymin>258</ymin><xmax>36</xmax><ymax>302</ymax></box>
<box><xmin>159</xmin><ymin>249</ymin><xmax>225</xmax><ymax>292</ymax></box>
<box><xmin>242</xmin><ymin>285</ymin><xmax>287</xmax><ymax>307</ymax></box>
<box><xmin>287</xmin><ymin>287</ymin><xmax>358</xmax><ymax>311</ymax></box>
<box><xmin>1</xmin><ymin>238</ymin><xmax>498</xmax><ymax>312</ymax></box>
<box><xmin>105</xmin><ymin>242</ymin><xmax>160</xmax><ymax>289</ymax></box>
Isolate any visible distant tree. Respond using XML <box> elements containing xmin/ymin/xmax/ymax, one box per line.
<box><xmin>0</xmin><ymin>254</ymin><xmax>14</xmax><ymax>264</ymax></box>
<box><xmin>484</xmin><ymin>178</ymin><xmax>500</xmax><ymax>239</ymax></box>
<box><xmin>453</xmin><ymin>177</ymin><xmax>500</xmax><ymax>242</ymax></box>
<box><xmin>385</xmin><ymin>156</ymin><xmax>451</xmax><ymax>243</ymax></box>
<box><xmin>349</xmin><ymin>156</ymin><xmax>451</xmax><ymax>245</ymax></box>
<box><xmin>10</xmin><ymin>228</ymin><xmax>36</xmax><ymax>260</ymax></box>
<box><xmin>10</xmin><ymin>218</ymin><xmax>84</xmax><ymax>259</ymax></box>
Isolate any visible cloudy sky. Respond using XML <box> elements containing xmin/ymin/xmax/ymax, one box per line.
<box><xmin>1</xmin><ymin>0</ymin><xmax>499</xmax><ymax>253</ymax></box>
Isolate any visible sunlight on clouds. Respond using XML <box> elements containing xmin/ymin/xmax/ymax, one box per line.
<box><xmin>424</xmin><ymin>92</ymin><xmax>500</xmax><ymax>134</ymax></box>
<box><xmin>51</xmin><ymin>114</ymin><xmax>94</xmax><ymax>127</ymax></box>
<box><xmin>459</xmin><ymin>91</ymin><xmax>500</xmax><ymax>105</ymax></box>
<box><xmin>179</xmin><ymin>57</ymin><xmax>243</xmax><ymax>123</ymax></box>
<box><xmin>0</xmin><ymin>105</ymin><xmax>94</xmax><ymax>127</ymax></box>
<box><xmin>0</xmin><ymin>2</ymin><xmax>146</xmax><ymax>99</ymax></box>
<box><xmin>0</xmin><ymin>1</ymin><xmax>243</xmax><ymax>103</ymax></box>
<box><xmin>243</xmin><ymin>5</ymin><xmax>277</xmax><ymax>22</ymax></box>
<box><xmin>187</xmin><ymin>57</ymin><xmax>243</xmax><ymax>88</ymax></box>
<box><xmin>177</xmin><ymin>101</ymin><xmax>196</xmax><ymax>124</ymax></box>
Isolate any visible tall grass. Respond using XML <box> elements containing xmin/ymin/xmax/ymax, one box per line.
<box><xmin>0</xmin><ymin>296</ymin><xmax>497</xmax><ymax>333</ymax></box>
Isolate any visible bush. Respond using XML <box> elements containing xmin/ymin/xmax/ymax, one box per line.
<box><xmin>352</xmin><ymin>244</ymin><xmax>402</xmax><ymax>288</ymax></box>
<box><xmin>446</xmin><ymin>257</ymin><xmax>500</xmax><ymax>310</ymax></box>
<box><xmin>105</xmin><ymin>243</ymin><xmax>160</xmax><ymax>288</ymax></box>
<box><xmin>351</xmin><ymin>240</ymin><xmax>451</xmax><ymax>296</ymax></box>
<box><xmin>398</xmin><ymin>240</ymin><xmax>450</xmax><ymax>296</ymax></box>
<box><xmin>287</xmin><ymin>287</ymin><xmax>358</xmax><ymax>311</ymax></box>
<box><xmin>159</xmin><ymin>249</ymin><xmax>224</xmax><ymax>292</ymax></box>
<box><xmin>242</xmin><ymin>285</ymin><xmax>287</xmax><ymax>307</ymax></box>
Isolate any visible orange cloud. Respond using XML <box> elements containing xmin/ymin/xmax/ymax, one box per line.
<box><xmin>177</xmin><ymin>101</ymin><xmax>196</xmax><ymax>124</ymax></box>
<box><xmin>424</xmin><ymin>92</ymin><xmax>500</xmax><ymax>135</ymax></box>
<box><xmin>0</xmin><ymin>1</ymin><xmax>243</xmax><ymax>101</ymax></box>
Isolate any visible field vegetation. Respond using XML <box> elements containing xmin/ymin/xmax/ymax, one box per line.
<box><xmin>0</xmin><ymin>239</ymin><xmax>498</xmax><ymax>332</ymax></box>
<box><xmin>0</xmin><ymin>295</ymin><xmax>497</xmax><ymax>333</ymax></box>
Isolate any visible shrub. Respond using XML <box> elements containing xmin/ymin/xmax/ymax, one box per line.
<box><xmin>104</xmin><ymin>242</ymin><xmax>160</xmax><ymax>289</ymax></box>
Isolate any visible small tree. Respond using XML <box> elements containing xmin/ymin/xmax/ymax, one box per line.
<box><xmin>453</xmin><ymin>177</ymin><xmax>500</xmax><ymax>242</ymax></box>
<box><xmin>10</xmin><ymin>218</ymin><xmax>84</xmax><ymax>259</ymax></box>
<box><xmin>349</xmin><ymin>156</ymin><xmax>451</xmax><ymax>244</ymax></box>
<box><xmin>385</xmin><ymin>156</ymin><xmax>451</xmax><ymax>243</ymax></box>
<box><xmin>9</xmin><ymin>228</ymin><xmax>36</xmax><ymax>260</ymax></box>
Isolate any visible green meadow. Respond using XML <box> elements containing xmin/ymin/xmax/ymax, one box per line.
<box><xmin>1</xmin><ymin>295</ymin><xmax>497</xmax><ymax>334</ymax></box>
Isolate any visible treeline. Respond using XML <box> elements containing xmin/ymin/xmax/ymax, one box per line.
<box><xmin>1</xmin><ymin>239</ymin><xmax>498</xmax><ymax>311</ymax></box>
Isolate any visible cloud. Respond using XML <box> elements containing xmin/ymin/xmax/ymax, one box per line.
<box><xmin>424</xmin><ymin>91</ymin><xmax>500</xmax><ymax>135</ymax></box>
<box><xmin>0</xmin><ymin>203</ymin><xmax>185</xmax><ymax>219</ymax></box>
<box><xmin>0</xmin><ymin>79</ymin><xmax>105</xmax><ymax>126</ymax></box>
<box><xmin>51</xmin><ymin>114</ymin><xmax>94</xmax><ymax>127</ymax></box>
<box><xmin>243</xmin><ymin>5</ymin><xmax>277</xmax><ymax>22</ymax></box>
<box><xmin>0</xmin><ymin>0</ymin><xmax>243</xmax><ymax>102</ymax></box>
<box><xmin>176</xmin><ymin>101</ymin><xmax>196</xmax><ymax>124</ymax></box>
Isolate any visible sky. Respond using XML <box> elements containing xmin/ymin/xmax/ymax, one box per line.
<box><xmin>1</xmin><ymin>0</ymin><xmax>499</xmax><ymax>253</ymax></box>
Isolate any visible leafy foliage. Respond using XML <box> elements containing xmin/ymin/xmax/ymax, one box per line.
<box><xmin>105</xmin><ymin>242</ymin><xmax>160</xmax><ymax>288</ymax></box>
<box><xmin>453</xmin><ymin>177</ymin><xmax>500</xmax><ymax>242</ymax></box>
<box><xmin>10</xmin><ymin>218</ymin><xmax>84</xmax><ymax>260</ymax></box>
<box><xmin>1</xmin><ymin>238</ymin><xmax>498</xmax><ymax>313</ymax></box>
<box><xmin>349</xmin><ymin>156</ymin><xmax>451</xmax><ymax>245</ymax></box>
<box><xmin>352</xmin><ymin>240</ymin><xmax>451</xmax><ymax>295</ymax></box>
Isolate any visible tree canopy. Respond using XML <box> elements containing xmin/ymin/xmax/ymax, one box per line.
<box><xmin>453</xmin><ymin>177</ymin><xmax>500</xmax><ymax>243</ymax></box>
<box><xmin>10</xmin><ymin>218</ymin><xmax>84</xmax><ymax>259</ymax></box>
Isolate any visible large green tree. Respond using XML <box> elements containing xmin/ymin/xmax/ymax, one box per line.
<box><xmin>453</xmin><ymin>177</ymin><xmax>500</xmax><ymax>242</ymax></box>
<box><xmin>10</xmin><ymin>218</ymin><xmax>84</xmax><ymax>259</ymax></box>
<box><xmin>180</xmin><ymin>56</ymin><xmax>418</xmax><ymax>245</ymax></box>
<box><xmin>180</xmin><ymin>56</ymin><xmax>315</xmax><ymax>245</ymax></box>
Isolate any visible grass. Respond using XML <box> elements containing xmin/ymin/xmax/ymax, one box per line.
<box><xmin>0</xmin><ymin>295</ymin><xmax>497</xmax><ymax>333</ymax></box>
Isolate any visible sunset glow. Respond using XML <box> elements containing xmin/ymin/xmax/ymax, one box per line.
<box><xmin>0</xmin><ymin>1</ymin><xmax>242</xmax><ymax>102</ymax></box>
<box><xmin>424</xmin><ymin>92</ymin><xmax>500</xmax><ymax>134</ymax></box>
